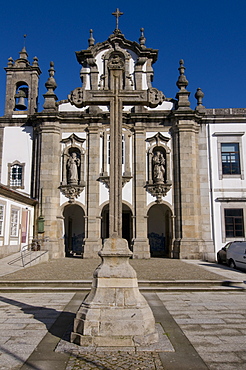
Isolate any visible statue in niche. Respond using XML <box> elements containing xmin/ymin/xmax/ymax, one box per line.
<box><xmin>152</xmin><ymin>151</ymin><xmax>165</xmax><ymax>183</ymax></box>
<box><xmin>67</xmin><ymin>152</ymin><xmax>80</xmax><ymax>185</ymax></box>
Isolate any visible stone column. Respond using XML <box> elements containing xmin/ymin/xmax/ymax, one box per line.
<box><xmin>83</xmin><ymin>123</ymin><xmax>102</xmax><ymax>258</ymax></box>
<box><xmin>38</xmin><ymin>119</ymin><xmax>64</xmax><ymax>259</ymax></box>
<box><xmin>132</xmin><ymin>123</ymin><xmax>150</xmax><ymax>258</ymax></box>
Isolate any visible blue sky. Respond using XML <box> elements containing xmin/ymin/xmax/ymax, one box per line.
<box><xmin>0</xmin><ymin>0</ymin><xmax>245</xmax><ymax>115</ymax></box>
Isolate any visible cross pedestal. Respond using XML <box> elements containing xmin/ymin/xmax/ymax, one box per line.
<box><xmin>70</xmin><ymin>52</ymin><xmax>164</xmax><ymax>347</ymax></box>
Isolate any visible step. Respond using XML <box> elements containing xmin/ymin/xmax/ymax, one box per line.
<box><xmin>0</xmin><ymin>279</ymin><xmax>244</xmax><ymax>293</ymax></box>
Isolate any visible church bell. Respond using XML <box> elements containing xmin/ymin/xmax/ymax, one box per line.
<box><xmin>14</xmin><ymin>88</ymin><xmax>27</xmax><ymax>110</ymax></box>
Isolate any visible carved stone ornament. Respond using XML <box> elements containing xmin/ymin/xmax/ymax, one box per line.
<box><xmin>144</xmin><ymin>182</ymin><xmax>172</xmax><ymax>203</ymax></box>
<box><xmin>148</xmin><ymin>87</ymin><xmax>165</xmax><ymax>108</ymax></box>
<box><xmin>59</xmin><ymin>183</ymin><xmax>85</xmax><ymax>203</ymax></box>
<box><xmin>69</xmin><ymin>87</ymin><xmax>84</xmax><ymax>108</ymax></box>
<box><xmin>108</xmin><ymin>52</ymin><xmax>125</xmax><ymax>70</ymax></box>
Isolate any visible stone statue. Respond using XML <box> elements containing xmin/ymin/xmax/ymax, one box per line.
<box><xmin>152</xmin><ymin>151</ymin><xmax>165</xmax><ymax>183</ymax></box>
<box><xmin>67</xmin><ymin>152</ymin><xmax>80</xmax><ymax>184</ymax></box>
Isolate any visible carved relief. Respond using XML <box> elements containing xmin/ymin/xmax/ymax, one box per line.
<box><xmin>148</xmin><ymin>87</ymin><xmax>165</xmax><ymax>108</ymax></box>
<box><xmin>108</xmin><ymin>52</ymin><xmax>125</xmax><ymax>70</ymax></box>
<box><xmin>69</xmin><ymin>87</ymin><xmax>84</xmax><ymax>108</ymax></box>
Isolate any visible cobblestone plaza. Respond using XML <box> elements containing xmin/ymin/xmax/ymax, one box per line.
<box><xmin>0</xmin><ymin>258</ymin><xmax>245</xmax><ymax>369</ymax></box>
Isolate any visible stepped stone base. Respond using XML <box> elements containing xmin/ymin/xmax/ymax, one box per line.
<box><xmin>71</xmin><ymin>236</ymin><xmax>158</xmax><ymax>347</ymax></box>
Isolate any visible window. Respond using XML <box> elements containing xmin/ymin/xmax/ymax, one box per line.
<box><xmin>107</xmin><ymin>135</ymin><xmax>125</xmax><ymax>165</ymax></box>
<box><xmin>221</xmin><ymin>143</ymin><xmax>240</xmax><ymax>175</ymax></box>
<box><xmin>10</xmin><ymin>209</ymin><xmax>19</xmax><ymax>237</ymax></box>
<box><xmin>0</xmin><ymin>205</ymin><xmax>4</xmax><ymax>236</ymax></box>
<box><xmin>10</xmin><ymin>164</ymin><xmax>23</xmax><ymax>186</ymax></box>
<box><xmin>224</xmin><ymin>208</ymin><xmax>244</xmax><ymax>238</ymax></box>
<box><xmin>8</xmin><ymin>161</ymin><xmax>25</xmax><ymax>188</ymax></box>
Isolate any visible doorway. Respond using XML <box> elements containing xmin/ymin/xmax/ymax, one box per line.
<box><xmin>147</xmin><ymin>204</ymin><xmax>172</xmax><ymax>257</ymax></box>
<box><xmin>63</xmin><ymin>204</ymin><xmax>85</xmax><ymax>256</ymax></box>
<box><xmin>101</xmin><ymin>203</ymin><xmax>133</xmax><ymax>247</ymax></box>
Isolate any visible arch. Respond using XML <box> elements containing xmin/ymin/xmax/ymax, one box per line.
<box><xmin>63</xmin><ymin>203</ymin><xmax>85</xmax><ymax>256</ymax></box>
<box><xmin>147</xmin><ymin>203</ymin><xmax>173</xmax><ymax>258</ymax></box>
<box><xmin>101</xmin><ymin>202</ymin><xmax>133</xmax><ymax>247</ymax></box>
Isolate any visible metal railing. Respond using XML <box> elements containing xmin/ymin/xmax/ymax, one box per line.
<box><xmin>7</xmin><ymin>239</ymin><xmax>48</xmax><ymax>268</ymax></box>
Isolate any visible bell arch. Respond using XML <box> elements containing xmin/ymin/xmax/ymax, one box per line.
<box><xmin>14</xmin><ymin>82</ymin><xmax>29</xmax><ymax>111</ymax></box>
<box><xmin>63</xmin><ymin>203</ymin><xmax>85</xmax><ymax>256</ymax></box>
<box><xmin>147</xmin><ymin>203</ymin><xmax>173</xmax><ymax>258</ymax></box>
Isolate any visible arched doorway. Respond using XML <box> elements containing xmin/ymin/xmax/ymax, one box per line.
<box><xmin>101</xmin><ymin>203</ymin><xmax>133</xmax><ymax>247</ymax></box>
<box><xmin>63</xmin><ymin>204</ymin><xmax>85</xmax><ymax>256</ymax></box>
<box><xmin>147</xmin><ymin>204</ymin><xmax>172</xmax><ymax>257</ymax></box>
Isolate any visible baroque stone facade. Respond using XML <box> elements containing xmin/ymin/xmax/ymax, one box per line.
<box><xmin>1</xmin><ymin>17</ymin><xmax>246</xmax><ymax>261</ymax></box>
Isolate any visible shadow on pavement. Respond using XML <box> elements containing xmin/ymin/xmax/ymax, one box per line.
<box><xmin>0</xmin><ymin>295</ymin><xmax>75</xmax><ymax>341</ymax></box>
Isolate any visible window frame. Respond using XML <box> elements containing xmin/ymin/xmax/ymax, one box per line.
<box><xmin>221</xmin><ymin>142</ymin><xmax>240</xmax><ymax>176</ymax></box>
<box><xmin>224</xmin><ymin>208</ymin><xmax>244</xmax><ymax>238</ymax></box>
<box><xmin>10</xmin><ymin>207</ymin><xmax>19</xmax><ymax>238</ymax></box>
<box><xmin>215</xmin><ymin>133</ymin><xmax>244</xmax><ymax>180</ymax></box>
<box><xmin>219</xmin><ymin>200</ymin><xmax>246</xmax><ymax>243</ymax></box>
<box><xmin>8</xmin><ymin>160</ymin><xmax>25</xmax><ymax>189</ymax></box>
<box><xmin>0</xmin><ymin>204</ymin><xmax>5</xmax><ymax>237</ymax></box>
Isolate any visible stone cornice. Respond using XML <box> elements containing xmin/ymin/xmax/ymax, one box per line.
<box><xmin>0</xmin><ymin>184</ymin><xmax>37</xmax><ymax>206</ymax></box>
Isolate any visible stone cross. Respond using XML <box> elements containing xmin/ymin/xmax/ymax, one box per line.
<box><xmin>69</xmin><ymin>40</ymin><xmax>164</xmax><ymax>348</ymax></box>
<box><xmin>112</xmin><ymin>8</ymin><xmax>123</xmax><ymax>30</ymax></box>
<box><xmin>70</xmin><ymin>54</ymin><xmax>164</xmax><ymax>238</ymax></box>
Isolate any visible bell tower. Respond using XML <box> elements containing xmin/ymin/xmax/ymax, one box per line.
<box><xmin>4</xmin><ymin>47</ymin><xmax>41</xmax><ymax>116</ymax></box>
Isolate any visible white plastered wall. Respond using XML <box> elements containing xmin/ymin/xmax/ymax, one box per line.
<box><xmin>1</xmin><ymin>127</ymin><xmax>33</xmax><ymax>195</ymax></box>
<box><xmin>208</xmin><ymin>122</ymin><xmax>246</xmax><ymax>253</ymax></box>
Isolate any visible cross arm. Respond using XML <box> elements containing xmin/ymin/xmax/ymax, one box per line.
<box><xmin>69</xmin><ymin>87</ymin><xmax>165</xmax><ymax>109</ymax></box>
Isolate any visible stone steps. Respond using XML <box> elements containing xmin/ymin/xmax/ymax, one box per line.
<box><xmin>0</xmin><ymin>279</ymin><xmax>244</xmax><ymax>292</ymax></box>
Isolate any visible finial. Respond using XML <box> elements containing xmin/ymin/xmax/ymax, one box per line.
<box><xmin>139</xmin><ymin>28</ymin><xmax>146</xmax><ymax>47</ymax></box>
<box><xmin>176</xmin><ymin>59</ymin><xmax>188</xmax><ymax>90</ymax></box>
<box><xmin>32</xmin><ymin>56</ymin><xmax>39</xmax><ymax>67</ymax></box>
<box><xmin>195</xmin><ymin>88</ymin><xmax>205</xmax><ymax>112</ymax></box>
<box><xmin>175</xmin><ymin>59</ymin><xmax>191</xmax><ymax>110</ymax></box>
<box><xmin>112</xmin><ymin>8</ymin><xmax>123</xmax><ymax>32</ymax></box>
<box><xmin>46</xmin><ymin>62</ymin><xmax>56</xmax><ymax>87</ymax></box>
<box><xmin>88</xmin><ymin>29</ymin><xmax>95</xmax><ymax>47</ymax></box>
<box><xmin>7</xmin><ymin>57</ymin><xmax>14</xmax><ymax>67</ymax></box>
<box><xmin>43</xmin><ymin>61</ymin><xmax>58</xmax><ymax>111</ymax></box>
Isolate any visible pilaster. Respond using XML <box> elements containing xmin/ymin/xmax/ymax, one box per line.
<box><xmin>172</xmin><ymin>114</ymin><xmax>206</xmax><ymax>259</ymax></box>
<box><xmin>132</xmin><ymin>124</ymin><xmax>150</xmax><ymax>258</ymax></box>
<box><xmin>83</xmin><ymin>123</ymin><xmax>102</xmax><ymax>258</ymax></box>
<box><xmin>38</xmin><ymin>118</ymin><xmax>64</xmax><ymax>259</ymax></box>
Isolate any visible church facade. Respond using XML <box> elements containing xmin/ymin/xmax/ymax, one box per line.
<box><xmin>1</xmin><ymin>23</ymin><xmax>246</xmax><ymax>261</ymax></box>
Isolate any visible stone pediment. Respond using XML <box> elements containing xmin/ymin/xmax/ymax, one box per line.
<box><xmin>61</xmin><ymin>133</ymin><xmax>85</xmax><ymax>145</ymax></box>
<box><xmin>76</xmin><ymin>31</ymin><xmax>158</xmax><ymax>65</ymax></box>
<box><xmin>146</xmin><ymin>132</ymin><xmax>170</xmax><ymax>146</ymax></box>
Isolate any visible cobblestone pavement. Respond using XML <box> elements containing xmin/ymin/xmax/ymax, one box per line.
<box><xmin>0</xmin><ymin>258</ymin><xmax>225</xmax><ymax>281</ymax></box>
<box><xmin>0</xmin><ymin>290</ymin><xmax>246</xmax><ymax>369</ymax></box>
<box><xmin>65</xmin><ymin>351</ymin><xmax>163</xmax><ymax>370</ymax></box>
<box><xmin>157</xmin><ymin>291</ymin><xmax>246</xmax><ymax>370</ymax></box>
